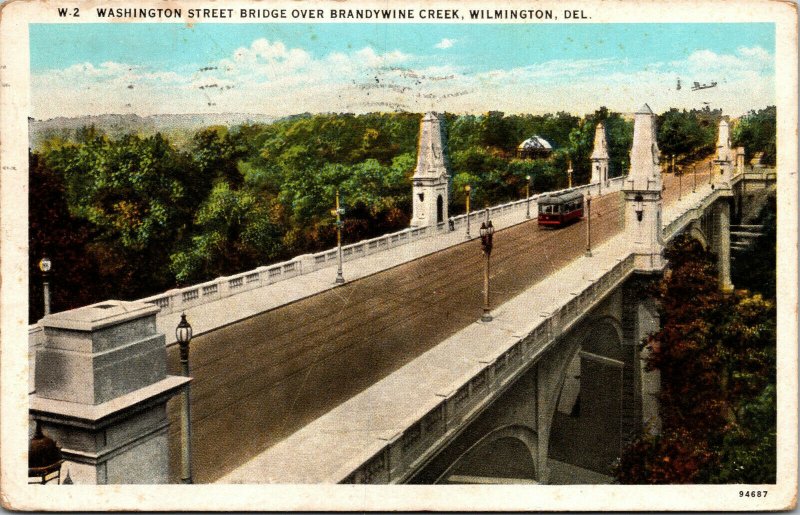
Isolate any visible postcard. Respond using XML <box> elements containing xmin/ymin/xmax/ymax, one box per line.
<box><xmin>0</xmin><ymin>0</ymin><xmax>796</xmax><ymax>510</ymax></box>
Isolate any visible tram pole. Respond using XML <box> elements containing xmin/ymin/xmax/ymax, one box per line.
<box><xmin>525</xmin><ymin>175</ymin><xmax>531</xmax><ymax>219</ymax></box>
<box><xmin>465</xmin><ymin>185</ymin><xmax>472</xmax><ymax>239</ymax></box>
<box><xmin>585</xmin><ymin>193</ymin><xmax>592</xmax><ymax>257</ymax></box>
<box><xmin>334</xmin><ymin>190</ymin><xmax>345</xmax><ymax>284</ymax></box>
<box><xmin>479</xmin><ymin>221</ymin><xmax>494</xmax><ymax>322</ymax></box>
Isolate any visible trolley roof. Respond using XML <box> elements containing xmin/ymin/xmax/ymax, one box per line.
<box><xmin>537</xmin><ymin>190</ymin><xmax>584</xmax><ymax>204</ymax></box>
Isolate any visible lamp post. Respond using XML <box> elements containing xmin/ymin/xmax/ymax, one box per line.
<box><xmin>709</xmin><ymin>161</ymin><xmax>713</xmax><ymax>184</ymax></box>
<box><xmin>585</xmin><ymin>192</ymin><xmax>592</xmax><ymax>257</ymax></box>
<box><xmin>38</xmin><ymin>256</ymin><xmax>52</xmax><ymax>316</ymax></box>
<box><xmin>175</xmin><ymin>314</ymin><xmax>194</xmax><ymax>484</ymax></box>
<box><xmin>334</xmin><ymin>190</ymin><xmax>345</xmax><ymax>284</ymax></box>
<box><xmin>525</xmin><ymin>175</ymin><xmax>531</xmax><ymax>219</ymax></box>
<box><xmin>479</xmin><ymin>221</ymin><xmax>494</xmax><ymax>323</ymax></box>
<box><xmin>693</xmin><ymin>164</ymin><xmax>697</xmax><ymax>193</ymax></box>
<box><xmin>465</xmin><ymin>185</ymin><xmax>472</xmax><ymax>239</ymax></box>
<box><xmin>678</xmin><ymin>164</ymin><xmax>682</xmax><ymax>201</ymax></box>
<box><xmin>567</xmin><ymin>160</ymin><xmax>573</xmax><ymax>188</ymax></box>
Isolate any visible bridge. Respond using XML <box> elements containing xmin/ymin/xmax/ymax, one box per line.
<box><xmin>28</xmin><ymin>106</ymin><xmax>776</xmax><ymax>485</ymax></box>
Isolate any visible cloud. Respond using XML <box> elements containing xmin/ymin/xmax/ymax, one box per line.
<box><xmin>676</xmin><ymin>46</ymin><xmax>773</xmax><ymax>75</ymax></box>
<box><xmin>31</xmin><ymin>40</ymin><xmax>775</xmax><ymax>119</ymax></box>
<box><xmin>434</xmin><ymin>38</ymin><xmax>457</xmax><ymax>49</ymax></box>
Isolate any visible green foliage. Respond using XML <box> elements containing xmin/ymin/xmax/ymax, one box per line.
<box><xmin>732</xmin><ymin>106</ymin><xmax>776</xmax><ymax>166</ymax></box>
<box><xmin>657</xmin><ymin>108</ymin><xmax>717</xmax><ymax>160</ymax></box>
<box><xmin>615</xmin><ymin>236</ymin><xmax>776</xmax><ymax>484</ymax></box>
<box><xmin>29</xmin><ymin>151</ymin><xmax>100</xmax><ymax>320</ymax></box>
<box><xmin>566</xmin><ymin>107</ymin><xmax>633</xmax><ymax>184</ymax></box>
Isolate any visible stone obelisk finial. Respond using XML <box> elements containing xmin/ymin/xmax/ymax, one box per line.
<box><xmin>624</xmin><ymin>103</ymin><xmax>665</xmax><ymax>272</ymax></box>
<box><xmin>628</xmin><ymin>104</ymin><xmax>662</xmax><ymax>191</ymax></box>
<box><xmin>714</xmin><ymin>118</ymin><xmax>734</xmax><ymax>189</ymax></box>
<box><xmin>590</xmin><ymin>121</ymin><xmax>609</xmax><ymax>188</ymax></box>
<box><xmin>411</xmin><ymin>112</ymin><xmax>450</xmax><ymax>228</ymax></box>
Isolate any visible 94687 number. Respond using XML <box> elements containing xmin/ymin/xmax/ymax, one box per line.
<box><xmin>739</xmin><ymin>490</ymin><xmax>768</xmax><ymax>498</ymax></box>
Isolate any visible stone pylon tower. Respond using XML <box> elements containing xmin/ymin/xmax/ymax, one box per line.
<box><xmin>714</xmin><ymin>119</ymin><xmax>734</xmax><ymax>189</ymax></box>
<box><xmin>412</xmin><ymin>112</ymin><xmax>450</xmax><ymax>228</ymax></box>
<box><xmin>624</xmin><ymin>104</ymin><xmax>665</xmax><ymax>272</ymax></box>
<box><xmin>590</xmin><ymin>121</ymin><xmax>609</xmax><ymax>190</ymax></box>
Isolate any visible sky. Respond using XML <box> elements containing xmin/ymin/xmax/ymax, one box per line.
<box><xmin>29</xmin><ymin>23</ymin><xmax>775</xmax><ymax>119</ymax></box>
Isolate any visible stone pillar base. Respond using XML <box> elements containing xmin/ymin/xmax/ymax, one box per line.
<box><xmin>31</xmin><ymin>376</ymin><xmax>189</xmax><ymax>484</ymax></box>
<box><xmin>31</xmin><ymin>376</ymin><xmax>188</xmax><ymax>484</ymax></box>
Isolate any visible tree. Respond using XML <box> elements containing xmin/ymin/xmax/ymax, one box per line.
<box><xmin>654</xmin><ymin>109</ymin><xmax>716</xmax><ymax>168</ymax></box>
<box><xmin>732</xmin><ymin>106</ymin><xmax>776</xmax><ymax>166</ymax></box>
<box><xmin>43</xmin><ymin>132</ymin><xmax>199</xmax><ymax>299</ymax></box>
<box><xmin>28</xmin><ymin>151</ymin><xmax>99</xmax><ymax>321</ymax></box>
<box><xmin>615</xmin><ymin>236</ymin><xmax>776</xmax><ymax>484</ymax></box>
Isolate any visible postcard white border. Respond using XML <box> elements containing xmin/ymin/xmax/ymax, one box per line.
<box><xmin>0</xmin><ymin>0</ymin><xmax>796</xmax><ymax>510</ymax></box>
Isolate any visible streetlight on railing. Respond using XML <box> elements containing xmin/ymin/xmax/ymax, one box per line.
<box><xmin>38</xmin><ymin>256</ymin><xmax>52</xmax><ymax>316</ymax></box>
<box><xmin>333</xmin><ymin>190</ymin><xmax>345</xmax><ymax>284</ymax></box>
<box><xmin>175</xmin><ymin>313</ymin><xmax>194</xmax><ymax>484</ymax></box>
<box><xmin>585</xmin><ymin>192</ymin><xmax>592</xmax><ymax>257</ymax></box>
<box><xmin>479</xmin><ymin>221</ymin><xmax>494</xmax><ymax>323</ymax></box>
<box><xmin>525</xmin><ymin>175</ymin><xmax>531</xmax><ymax>219</ymax></box>
<box><xmin>465</xmin><ymin>185</ymin><xmax>472</xmax><ymax>239</ymax></box>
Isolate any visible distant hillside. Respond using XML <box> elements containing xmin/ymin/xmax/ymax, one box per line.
<box><xmin>29</xmin><ymin>113</ymin><xmax>277</xmax><ymax>149</ymax></box>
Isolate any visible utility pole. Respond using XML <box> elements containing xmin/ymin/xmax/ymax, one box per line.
<box><xmin>334</xmin><ymin>190</ymin><xmax>345</xmax><ymax>284</ymax></box>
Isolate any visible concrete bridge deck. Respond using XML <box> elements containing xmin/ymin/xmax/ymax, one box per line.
<box><xmin>161</xmin><ymin>166</ymin><xmax>714</xmax><ymax>483</ymax></box>
<box><xmin>163</xmin><ymin>180</ymin><xmax>626</xmax><ymax>482</ymax></box>
<box><xmin>217</xmin><ymin>171</ymin><xmax>720</xmax><ymax>483</ymax></box>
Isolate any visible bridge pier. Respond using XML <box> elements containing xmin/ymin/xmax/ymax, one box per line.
<box><xmin>713</xmin><ymin>199</ymin><xmax>735</xmax><ymax>292</ymax></box>
<box><xmin>535</xmin><ymin>337</ymin><xmax>581</xmax><ymax>484</ymax></box>
<box><xmin>710</xmin><ymin>119</ymin><xmax>735</xmax><ymax>292</ymax></box>
<box><xmin>622</xmin><ymin>280</ymin><xmax>661</xmax><ymax>435</ymax></box>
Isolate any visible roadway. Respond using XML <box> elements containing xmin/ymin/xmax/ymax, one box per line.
<box><xmin>166</xmin><ymin>160</ymin><xmax>713</xmax><ymax>483</ymax></box>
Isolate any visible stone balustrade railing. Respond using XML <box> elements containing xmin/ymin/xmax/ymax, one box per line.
<box><xmin>662</xmin><ymin>185</ymin><xmax>720</xmax><ymax>242</ymax></box>
<box><xmin>662</xmin><ymin>166</ymin><xmax>775</xmax><ymax>242</ymax></box>
<box><xmin>340</xmin><ymin>252</ymin><xmax>636</xmax><ymax>484</ymax></box>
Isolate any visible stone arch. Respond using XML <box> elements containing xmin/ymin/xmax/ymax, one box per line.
<box><xmin>434</xmin><ymin>424</ymin><xmax>539</xmax><ymax>484</ymax></box>
<box><xmin>688</xmin><ymin>223</ymin><xmax>709</xmax><ymax>250</ymax></box>
<box><xmin>436</xmin><ymin>194</ymin><xmax>444</xmax><ymax>224</ymax></box>
<box><xmin>581</xmin><ymin>315</ymin><xmax>625</xmax><ymax>359</ymax></box>
<box><xmin>545</xmin><ymin>316</ymin><xmax>626</xmax><ymax>478</ymax></box>
<box><xmin>540</xmin><ymin>316</ymin><xmax>624</xmax><ymax>431</ymax></box>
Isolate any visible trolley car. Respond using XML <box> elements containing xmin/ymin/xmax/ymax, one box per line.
<box><xmin>537</xmin><ymin>190</ymin><xmax>585</xmax><ymax>228</ymax></box>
